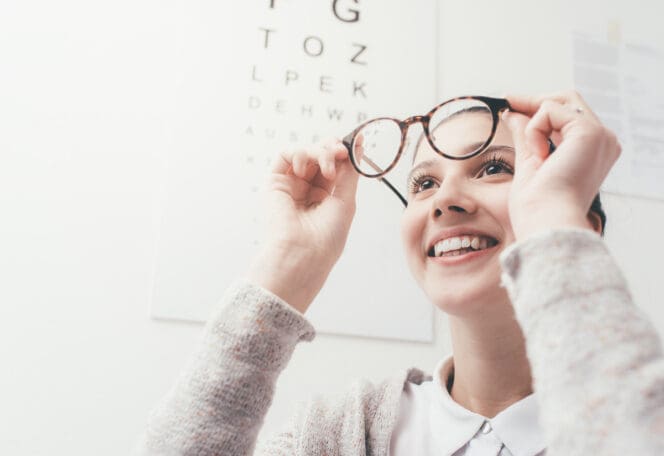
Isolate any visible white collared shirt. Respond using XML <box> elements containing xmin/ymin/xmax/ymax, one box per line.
<box><xmin>389</xmin><ymin>356</ymin><xmax>546</xmax><ymax>456</ymax></box>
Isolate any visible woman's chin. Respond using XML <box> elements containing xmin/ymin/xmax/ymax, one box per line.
<box><xmin>424</xmin><ymin>277</ymin><xmax>506</xmax><ymax>317</ymax></box>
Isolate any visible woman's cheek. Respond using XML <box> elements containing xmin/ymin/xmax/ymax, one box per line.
<box><xmin>492</xmin><ymin>191</ymin><xmax>516</xmax><ymax>244</ymax></box>
<box><xmin>400</xmin><ymin>207</ymin><xmax>426</xmax><ymax>282</ymax></box>
<box><xmin>399</xmin><ymin>214</ymin><xmax>417</xmax><ymax>262</ymax></box>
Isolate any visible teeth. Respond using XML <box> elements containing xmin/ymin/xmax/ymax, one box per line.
<box><xmin>433</xmin><ymin>235</ymin><xmax>497</xmax><ymax>257</ymax></box>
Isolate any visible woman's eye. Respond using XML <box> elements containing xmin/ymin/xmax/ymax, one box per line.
<box><xmin>409</xmin><ymin>177</ymin><xmax>438</xmax><ymax>194</ymax></box>
<box><xmin>479</xmin><ymin>161</ymin><xmax>513</xmax><ymax>177</ymax></box>
<box><xmin>418</xmin><ymin>178</ymin><xmax>436</xmax><ymax>191</ymax></box>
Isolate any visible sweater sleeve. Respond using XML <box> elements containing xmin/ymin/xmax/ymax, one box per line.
<box><xmin>133</xmin><ymin>280</ymin><xmax>316</xmax><ymax>456</ymax></box>
<box><xmin>499</xmin><ymin>228</ymin><xmax>664</xmax><ymax>455</ymax></box>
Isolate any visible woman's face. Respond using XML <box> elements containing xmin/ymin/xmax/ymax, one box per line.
<box><xmin>400</xmin><ymin>113</ymin><xmax>516</xmax><ymax>316</ymax></box>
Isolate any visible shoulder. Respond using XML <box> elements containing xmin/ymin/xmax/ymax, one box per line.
<box><xmin>259</xmin><ymin>367</ymin><xmax>431</xmax><ymax>455</ymax></box>
<box><xmin>299</xmin><ymin>367</ymin><xmax>431</xmax><ymax>433</ymax></box>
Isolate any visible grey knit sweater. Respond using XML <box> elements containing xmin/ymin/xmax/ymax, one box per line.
<box><xmin>135</xmin><ymin>229</ymin><xmax>664</xmax><ymax>455</ymax></box>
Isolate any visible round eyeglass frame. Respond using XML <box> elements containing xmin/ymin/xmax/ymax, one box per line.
<box><xmin>342</xmin><ymin>96</ymin><xmax>512</xmax><ymax>179</ymax></box>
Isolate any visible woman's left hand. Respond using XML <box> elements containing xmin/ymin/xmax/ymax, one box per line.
<box><xmin>502</xmin><ymin>91</ymin><xmax>621</xmax><ymax>240</ymax></box>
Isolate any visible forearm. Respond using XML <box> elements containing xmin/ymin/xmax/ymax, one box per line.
<box><xmin>135</xmin><ymin>281</ymin><xmax>315</xmax><ymax>456</ymax></box>
<box><xmin>500</xmin><ymin>229</ymin><xmax>664</xmax><ymax>454</ymax></box>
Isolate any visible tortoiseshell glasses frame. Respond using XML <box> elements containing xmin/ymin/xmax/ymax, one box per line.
<box><xmin>341</xmin><ymin>96</ymin><xmax>512</xmax><ymax>207</ymax></box>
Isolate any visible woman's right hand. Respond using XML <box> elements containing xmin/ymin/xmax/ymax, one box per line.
<box><xmin>246</xmin><ymin>138</ymin><xmax>360</xmax><ymax>314</ymax></box>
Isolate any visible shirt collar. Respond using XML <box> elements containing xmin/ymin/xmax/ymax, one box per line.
<box><xmin>491</xmin><ymin>393</ymin><xmax>546</xmax><ymax>456</ymax></box>
<box><xmin>430</xmin><ymin>355</ymin><xmax>546</xmax><ymax>456</ymax></box>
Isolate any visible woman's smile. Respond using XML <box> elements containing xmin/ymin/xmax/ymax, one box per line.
<box><xmin>427</xmin><ymin>241</ymin><xmax>501</xmax><ymax>266</ymax></box>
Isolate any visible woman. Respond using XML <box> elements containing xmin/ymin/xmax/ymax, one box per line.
<box><xmin>135</xmin><ymin>92</ymin><xmax>663</xmax><ymax>455</ymax></box>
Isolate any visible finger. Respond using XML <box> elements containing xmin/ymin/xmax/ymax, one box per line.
<box><xmin>501</xmin><ymin>111</ymin><xmax>543</xmax><ymax>173</ymax></box>
<box><xmin>333</xmin><ymin>137</ymin><xmax>351</xmax><ymax>161</ymax></box>
<box><xmin>271</xmin><ymin>150</ymin><xmax>292</xmax><ymax>175</ymax></box>
<box><xmin>332</xmin><ymin>152</ymin><xmax>360</xmax><ymax>204</ymax></box>
<box><xmin>307</xmin><ymin>139</ymin><xmax>348</xmax><ymax>195</ymax></box>
<box><xmin>330</xmin><ymin>139</ymin><xmax>352</xmax><ymax>171</ymax></box>
<box><xmin>347</xmin><ymin>132</ymin><xmax>365</xmax><ymax>171</ymax></box>
<box><xmin>550</xmin><ymin>131</ymin><xmax>563</xmax><ymax>146</ymax></box>
<box><xmin>274</xmin><ymin>141</ymin><xmax>355</xmax><ymax>200</ymax></box>
<box><xmin>319</xmin><ymin>139</ymin><xmax>344</xmax><ymax>180</ymax></box>
<box><xmin>304</xmin><ymin>148</ymin><xmax>334</xmax><ymax>183</ymax></box>
<box><xmin>354</xmin><ymin>132</ymin><xmax>364</xmax><ymax>147</ymax></box>
<box><xmin>274</xmin><ymin>148</ymin><xmax>301</xmax><ymax>177</ymax></box>
<box><xmin>273</xmin><ymin>149</ymin><xmax>320</xmax><ymax>185</ymax></box>
<box><xmin>525</xmin><ymin>100</ymin><xmax>587</xmax><ymax>158</ymax></box>
<box><xmin>536</xmin><ymin>90</ymin><xmax>591</xmax><ymax>111</ymax></box>
<box><xmin>322</xmin><ymin>136</ymin><xmax>346</xmax><ymax>156</ymax></box>
<box><xmin>305</xmin><ymin>144</ymin><xmax>344</xmax><ymax>184</ymax></box>
<box><xmin>506</xmin><ymin>93</ymin><xmax>566</xmax><ymax>116</ymax></box>
<box><xmin>291</xmin><ymin>149</ymin><xmax>311</xmax><ymax>179</ymax></box>
<box><xmin>507</xmin><ymin>91</ymin><xmax>598</xmax><ymax>121</ymax></box>
<box><xmin>310</xmin><ymin>166</ymin><xmax>335</xmax><ymax>195</ymax></box>
<box><xmin>301</xmin><ymin>143</ymin><xmax>330</xmax><ymax>181</ymax></box>
<box><xmin>354</xmin><ymin>133</ymin><xmax>365</xmax><ymax>161</ymax></box>
<box><xmin>309</xmin><ymin>140</ymin><xmax>344</xmax><ymax>182</ymax></box>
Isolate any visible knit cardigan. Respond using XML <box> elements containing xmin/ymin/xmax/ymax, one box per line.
<box><xmin>134</xmin><ymin>229</ymin><xmax>664</xmax><ymax>455</ymax></box>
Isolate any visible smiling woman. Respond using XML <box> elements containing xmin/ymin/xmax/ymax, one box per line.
<box><xmin>400</xmin><ymin>108</ymin><xmax>523</xmax><ymax>320</ymax></box>
<box><xmin>134</xmin><ymin>92</ymin><xmax>664</xmax><ymax>456</ymax></box>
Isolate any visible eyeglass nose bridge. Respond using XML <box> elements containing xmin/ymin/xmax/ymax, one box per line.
<box><xmin>398</xmin><ymin>115</ymin><xmax>431</xmax><ymax>155</ymax></box>
<box><xmin>400</xmin><ymin>115</ymin><xmax>429</xmax><ymax>129</ymax></box>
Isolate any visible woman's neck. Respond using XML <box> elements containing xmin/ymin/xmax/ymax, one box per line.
<box><xmin>447</xmin><ymin>302</ymin><xmax>534</xmax><ymax>418</ymax></box>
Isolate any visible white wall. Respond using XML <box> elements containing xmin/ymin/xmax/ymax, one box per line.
<box><xmin>1</xmin><ymin>1</ymin><xmax>662</xmax><ymax>455</ymax></box>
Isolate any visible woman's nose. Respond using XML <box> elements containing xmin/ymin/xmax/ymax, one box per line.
<box><xmin>430</xmin><ymin>177</ymin><xmax>478</xmax><ymax>219</ymax></box>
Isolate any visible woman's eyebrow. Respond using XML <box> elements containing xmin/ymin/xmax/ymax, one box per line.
<box><xmin>482</xmin><ymin>144</ymin><xmax>515</xmax><ymax>156</ymax></box>
<box><xmin>406</xmin><ymin>159</ymin><xmax>437</xmax><ymax>184</ymax></box>
<box><xmin>466</xmin><ymin>143</ymin><xmax>515</xmax><ymax>156</ymax></box>
<box><xmin>406</xmin><ymin>145</ymin><xmax>515</xmax><ymax>183</ymax></box>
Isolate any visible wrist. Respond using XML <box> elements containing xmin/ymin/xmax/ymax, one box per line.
<box><xmin>512</xmin><ymin>207</ymin><xmax>592</xmax><ymax>241</ymax></box>
<box><xmin>245</xmin><ymin>243</ymin><xmax>333</xmax><ymax>314</ymax></box>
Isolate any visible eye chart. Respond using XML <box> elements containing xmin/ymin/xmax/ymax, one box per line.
<box><xmin>151</xmin><ymin>1</ymin><xmax>437</xmax><ymax>342</ymax></box>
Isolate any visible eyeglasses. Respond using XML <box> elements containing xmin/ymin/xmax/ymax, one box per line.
<box><xmin>342</xmin><ymin>96</ymin><xmax>511</xmax><ymax>207</ymax></box>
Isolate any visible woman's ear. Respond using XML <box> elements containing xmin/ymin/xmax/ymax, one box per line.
<box><xmin>587</xmin><ymin>211</ymin><xmax>603</xmax><ymax>235</ymax></box>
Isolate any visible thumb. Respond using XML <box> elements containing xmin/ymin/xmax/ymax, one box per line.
<box><xmin>332</xmin><ymin>152</ymin><xmax>360</xmax><ymax>205</ymax></box>
<box><xmin>501</xmin><ymin>111</ymin><xmax>542</xmax><ymax>175</ymax></box>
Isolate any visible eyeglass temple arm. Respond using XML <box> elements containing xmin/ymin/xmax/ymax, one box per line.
<box><xmin>358</xmin><ymin>155</ymin><xmax>408</xmax><ymax>207</ymax></box>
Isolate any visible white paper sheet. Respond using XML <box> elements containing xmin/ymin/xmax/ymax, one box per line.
<box><xmin>573</xmin><ymin>32</ymin><xmax>664</xmax><ymax>200</ymax></box>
